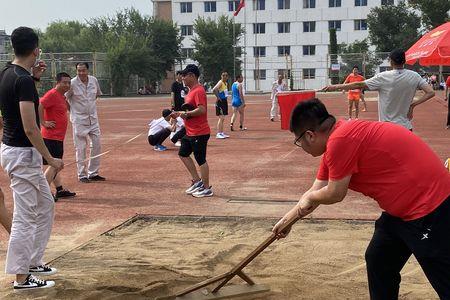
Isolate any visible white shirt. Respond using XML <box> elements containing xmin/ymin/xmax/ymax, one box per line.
<box><xmin>66</xmin><ymin>75</ymin><xmax>102</xmax><ymax>125</ymax></box>
<box><xmin>174</xmin><ymin>117</ymin><xmax>184</xmax><ymax>133</ymax></box>
<box><xmin>148</xmin><ymin>117</ymin><xmax>171</xmax><ymax>136</ymax></box>
<box><xmin>271</xmin><ymin>81</ymin><xmax>287</xmax><ymax>100</ymax></box>
<box><xmin>365</xmin><ymin>69</ymin><xmax>427</xmax><ymax>130</ymax></box>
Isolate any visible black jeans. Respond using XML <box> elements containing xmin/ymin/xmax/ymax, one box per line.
<box><xmin>365</xmin><ymin>196</ymin><xmax>450</xmax><ymax>300</ymax></box>
<box><xmin>148</xmin><ymin>129</ymin><xmax>171</xmax><ymax>146</ymax></box>
<box><xmin>171</xmin><ymin>127</ymin><xmax>186</xmax><ymax>144</ymax></box>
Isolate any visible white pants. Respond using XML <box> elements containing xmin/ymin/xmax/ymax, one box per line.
<box><xmin>1</xmin><ymin>144</ymin><xmax>54</xmax><ymax>274</ymax></box>
<box><xmin>270</xmin><ymin>96</ymin><xmax>279</xmax><ymax>119</ymax></box>
<box><xmin>72</xmin><ymin>122</ymin><xmax>101</xmax><ymax>179</ymax></box>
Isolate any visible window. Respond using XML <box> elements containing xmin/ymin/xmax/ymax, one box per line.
<box><xmin>278</xmin><ymin>0</ymin><xmax>290</xmax><ymax>9</ymax></box>
<box><xmin>278</xmin><ymin>22</ymin><xmax>290</xmax><ymax>33</ymax></box>
<box><xmin>253</xmin><ymin>47</ymin><xmax>266</xmax><ymax>57</ymax></box>
<box><xmin>303</xmin><ymin>45</ymin><xmax>316</xmax><ymax>55</ymax></box>
<box><xmin>303</xmin><ymin>0</ymin><xmax>315</xmax><ymax>8</ymax></box>
<box><xmin>329</xmin><ymin>0</ymin><xmax>341</xmax><ymax>7</ymax></box>
<box><xmin>180</xmin><ymin>2</ymin><xmax>192</xmax><ymax>13</ymax></box>
<box><xmin>328</xmin><ymin>20</ymin><xmax>342</xmax><ymax>31</ymax></box>
<box><xmin>278</xmin><ymin>46</ymin><xmax>291</xmax><ymax>56</ymax></box>
<box><xmin>354</xmin><ymin>19</ymin><xmax>367</xmax><ymax>30</ymax></box>
<box><xmin>180</xmin><ymin>25</ymin><xmax>193</xmax><ymax>36</ymax></box>
<box><xmin>355</xmin><ymin>0</ymin><xmax>367</xmax><ymax>6</ymax></box>
<box><xmin>181</xmin><ymin>48</ymin><xmax>194</xmax><ymax>59</ymax></box>
<box><xmin>303</xmin><ymin>21</ymin><xmax>316</xmax><ymax>32</ymax></box>
<box><xmin>253</xmin><ymin>0</ymin><xmax>265</xmax><ymax>10</ymax></box>
<box><xmin>253</xmin><ymin>23</ymin><xmax>265</xmax><ymax>34</ymax></box>
<box><xmin>254</xmin><ymin>69</ymin><xmax>266</xmax><ymax>80</ymax></box>
<box><xmin>381</xmin><ymin>0</ymin><xmax>394</xmax><ymax>5</ymax></box>
<box><xmin>303</xmin><ymin>69</ymin><xmax>315</xmax><ymax>79</ymax></box>
<box><xmin>228</xmin><ymin>0</ymin><xmax>240</xmax><ymax>11</ymax></box>
<box><xmin>204</xmin><ymin>1</ymin><xmax>216</xmax><ymax>12</ymax></box>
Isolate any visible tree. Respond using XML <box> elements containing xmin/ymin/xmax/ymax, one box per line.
<box><xmin>339</xmin><ymin>39</ymin><xmax>382</xmax><ymax>80</ymax></box>
<box><xmin>192</xmin><ymin>16</ymin><xmax>244</xmax><ymax>85</ymax></box>
<box><xmin>367</xmin><ymin>1</ymin><xmax>421</xmax><ymax>52</ymax></box>
<box><xmin>408</xmin><ymin>0</ymin><xmax>450</xmax><ymax>29</ymax></box>
<box><xmin>329</xmin><ymin>28</ymin><xmax>339</xmax><ymax>84</ymax></box>
<box><xmin>38</xmin><ymin>21</ymin><xmax>90</xmax><ymax>52</ymax></box>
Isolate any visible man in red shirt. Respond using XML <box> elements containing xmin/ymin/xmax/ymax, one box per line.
<box><xmin>174</xmin><ymin>64</ymin><xmax>213</xmax><ymax>198</ymax></box>
<box><xmin>272</xmin><ymin>99</ymin><xmax>450</xmax><ymax>299</ymax></box>
<box><xmin>446</xmin><ymin>75</ymin><xmax>450</xmax><ymax>129</ymax></box>
<box><xmin>39</xmin><ymin>72</ymin><xmax>75</xmax><ymax>200</ymax></box>
<box><xmin>343</xmin><ymin>66</ymin><xmax>365</xmax><ymax>119</ymax></box>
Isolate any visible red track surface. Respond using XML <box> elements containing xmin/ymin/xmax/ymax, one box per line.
<box><xmin>0</xmin><ymin>91</ymin><xmax>448</xmax><ymax>279</ymax></box>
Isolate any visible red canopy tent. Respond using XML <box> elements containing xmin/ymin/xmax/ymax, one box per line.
<box><xmin>405</xmin><ymin>22</ymin><xmax>450</xmax><ymax>66</ymax></box>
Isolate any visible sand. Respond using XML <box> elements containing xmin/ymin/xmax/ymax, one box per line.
<box><xmin>0</xmin><ymin>216</ymin><xmax>437</xmax><ymax>300</ymax></box>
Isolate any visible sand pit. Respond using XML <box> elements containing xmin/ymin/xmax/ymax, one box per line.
<box><xmin>1</xmin><ymin>216</ymin><xmax>436</xmax><ymax>300</ymax></box>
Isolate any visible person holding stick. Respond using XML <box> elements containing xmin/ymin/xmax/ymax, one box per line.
<box><xmin>273</xmin><ymin>98</ymin><xmax>450</xmax><ymax>300</ymax></box>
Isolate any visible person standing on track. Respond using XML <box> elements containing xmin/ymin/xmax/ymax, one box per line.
<box><xmin>174</xmin><ymin>64</ymin><xmax>213</xmax><ymax>198</ymax></box>
<box><xmin>66</xmin><ymin>62</ymin><xmax>105</xmax><ymax>183</ymax></box>
<box><xmin>322</xmin><ymin>49</ymin><xmax>435</xmax><ymax>130</ymax></box>
<box><xmin>343</xmin><ymin>66</ymin><xmax>365</xmax><ymax>120</ymax></box>
<box><xmin>0</xmin><ymin>26</ymin><xmax>64</xmax><ymax>290</ymax></box>
<box><xmin>171</xmin><ymin>71</ymin><xmax>187</xmax><ymax>111</ymax></box>
<box><xmin>273</xmin><ymin>98</ymin><xmax>450</xmax><ymax>300</ymax></box>
<box><xmin>39</xmin><ymin>72</ymin><xmax>76</xmax><ymax>200</ymax></box>
<box><xmin>270</xmin><ymin>74</ymin><xmax>287</xmax><ymax>122</ymax></box>
<box><xmin>212</xmin><ymin>71</ymin><xmax>230</xmax><ymax>139</ymax></box>
<box><xmin>230</xmin><ymin>74</ymin><xmax>246</xmax><ymax>131</ymax></box>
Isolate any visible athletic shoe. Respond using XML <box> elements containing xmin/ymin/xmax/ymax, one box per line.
<box><xmin>53</xmin><ymin>194</ymin><xmax>58</xmax><ymax>202</ymax></box>
<box><xmin>79</xmin><ymin>177</ymin><xmax>90</xmax><ymax>183</ymax></box>
<box><xmin>192</xmin><ymin>186</ymin><xmax>214</xmax><ymax>198</ymax></box>
<box><xmin>230</xmin><ymin>125</ymin><xmax>234</xmax><ymax>131</ymax></box>
<box><xmin>153</xmin><ymin>145</ymin><xmax>160</xmax><ymax>151</ymax></box>
<box><xmin>270</xmin><ymin>118</ymin><xmax>274</xmax><ymax>122</ymax></box>
<box><xmin>55</xmin><ymin>189</ymin><xmax>76</xmax><ymax>199</ymax></box>
<box><xmin>216</xmin><ymin>133</ymin><xmax>226</xmax><ymax>139</ymax></box>
<box><xmin>159</xmin><ymin>145</ymin><xmax>167</xmax><ymax>150</ymax></box>
<box><xmin>29</xmin><ymin>265</ymin><xmax>57</xmax><ymax>276</ymax></box>
<box><xmin>88</xmin><ymin>175</ymin><xmax>106</xmax><ymax>181</ymax></box>
<box><xmin>222</xmin><ymin>133</ymin><xmax>230</xmax><ymax>138</ymax></box>
<box><xmin>186</xmin><ymin>180</ymin><xmax>204</xmax><ymax>194</ymax></box>
<box><xmin>240</xmin><ymin>126</ymin><xmax>247</xmax><ymax>131</ymax></box>
<box><xmin>174</xmin><ymin>141</ymin><xmax>182</xmax><ymax>147</ymax></box>
<box><xmin>14</xmin><ymin>275</ymin><xmax>55</xmax><ymax>290</ymax></box>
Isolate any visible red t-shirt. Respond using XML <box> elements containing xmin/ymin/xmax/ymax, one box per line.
<box><xmin>40</xmin><ymin>88</ymin><xmax>69</xmax><ymax>141</ymax></box>
<box><xmin>184</xmin><ymin>85</ymin><xmax>210</xmax><ymax>136</ymax></box>
<box><xmin>446</xmin><ymin>76</ymin><xmax>450</xmax><ymax>87</ymax></box>
<box><xmin>317</xmin><ymin>120</ymin><xmax>450</xmax><ymax>220</ymax></box>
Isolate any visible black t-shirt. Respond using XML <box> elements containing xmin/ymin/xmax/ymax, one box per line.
<box><xmin>171</xmin><ymin>81</ymin><xmax>186</xmax><ymax>111</ymax></box>
<box><xmin>0</xmin><ymin>63</ymin><xmax>40</xmax><ymax>147</ymax></box>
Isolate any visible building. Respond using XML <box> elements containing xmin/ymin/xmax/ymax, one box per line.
<box><xmin>152</xmin><ymin>0</ymin><xmax>398</xmax><ymax>92</ymax></box>
<box><xmin>0</xmin><ymin>30</ymin><xmax>11</xmax><ymax>54</ymax></box>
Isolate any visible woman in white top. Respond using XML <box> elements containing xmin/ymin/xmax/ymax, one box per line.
<box><xmin>148</xmin><ymin>109</ymin><xmax>172</xmax><ymax>151</ymax></box>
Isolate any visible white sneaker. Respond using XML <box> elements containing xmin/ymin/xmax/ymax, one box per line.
<box><xmin>216</xmin><ymin>133</ymin><xmax>226</xmax><ymax>139</ymax></box>
<box><xmin>29</xmin><ymin>265</ymin><xmax>57</xmax><ymax>276</ymax></box>
<box><xmin>222</xmin><ymin>133</ymin><xmax>230</xmax><ymax>138</ymax></box>
<box><xmin>192</xmin><ymin>186</ymin><xmax>214</xmax><ymax>198</ymax></box>
<box><xmin>14</xmin><ymin>275</ymin><xmax>55</xmax><ymax>290</ymax></box>
<box><xmin>186</xmin><ymin>180</ymin><xmax>204</xmax><ymax>194</ymax></box>
<box><xmin>174</xmin><ymin>141</ymin><xmax>182</xmax><ymax>147</ymax></box>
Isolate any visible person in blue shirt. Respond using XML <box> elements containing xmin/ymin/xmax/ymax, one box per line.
<box><xmin>230</xmin><ymin>74</ymin><xmax>246</xmax><ymax>131</ymax></box>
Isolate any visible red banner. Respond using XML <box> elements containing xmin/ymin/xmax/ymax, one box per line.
<box><xmin>234</xmin><ymin>0</ymin><xmax>245</xmax><ymax>16</ymax></box>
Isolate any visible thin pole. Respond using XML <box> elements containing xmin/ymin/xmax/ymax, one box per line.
<box><xmin>233</xmin><ymin>15</ymin><xmax>236</xmax><ymax>80</ymax></box>
<box><xmin>244</xmin><ymin>1</ymin><xmax>247</xmax><ymax>90</ymax></box>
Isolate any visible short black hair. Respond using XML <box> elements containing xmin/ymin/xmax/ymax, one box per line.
<box><xmin>56</xmin><ymin>72</ymin><xmax>71</xmax><ymax>82</ymax></box>
<box><xmin>11</xmin><ymin>27</ymin><xmax>39</xmax><ymax>57</ymax></box>
<box><xmin>236</xmin><ymin>74</ymin><xmax>242</xmax><ymax>80</ymax></box>
<box><xmin>180</xmin><ymin>64</ymin><xmax>200</xmax><ymax>78</ymax></box>
<box><xmin>76</xmin><ymin>62</ymin><xmax>89</xmax><ymax>69</ymax></box>
<box><xmin>353</xmin><ymin>65</ymin><xmax>359</xmax><ymax>70</ymax></box>
<box><xmin>176</xmin><ymin>70</ymin><xmax>182</xmax><ymax>75</ymax></box>
<box><xmin>162</xmin><ymin>108</ymin><xmax>172</xmax><ymax>118</ymax></box>
<box><xmin>290</xmin><ymin>98</ymin><xmax>335</xmax><ymax>136</ymax></box>
<box><xmin>389</xmin><ymin>49</ymin><xmax>406</xmax><ymax>65</ymax></box>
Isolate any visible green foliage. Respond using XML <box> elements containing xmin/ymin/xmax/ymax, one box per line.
<box><xmin>367</xmin><ymin>1</ymin><xmax>421</xmax><ymax>52</ymax></box>
<box><xmin>192</xmin><ymin>16</ymin><xmax>244</xmax><ymax>85</ymax></box>
<box><xmin>408</xmin><ymin>0</ymin><xmax>450</xmax><ymax>29</ymax></box>
<box><xmin>329</xmin><ymin>29</ymin><xmax>339</xmax><ymax>84</ymax></box>
<box><xmin>38</xmin><ymin>21</ymin><xmax>90</xmax><ymax>52</ymax></box>
<box><xmin>338</xmin><ymin>39</ymin><xmax>382</xmax><ymax>81</ymax></box>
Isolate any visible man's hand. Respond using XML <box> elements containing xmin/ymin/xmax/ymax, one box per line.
<box><xmin>321</xmin><ymin>85</ymin><xmax>337</xmax><ymax>92</ymax></box>
<box><xmin>272</xmin><ymin>207</ymin><xmax>299</xmax><ymax>239</ymax></box>
<box><xmin>42</xmin><ymin>120</ymin><xmax>56</xmax><ymax>129</ymax></box>
<box><xmin>48</xmin><ymin>157</ymin><xmax>64</xmax><ymax>172</ymax></box>
<box><xmin>31</xmin><ymin>61</ymin><xmax>47</xmax><ymax>79</ymax></box>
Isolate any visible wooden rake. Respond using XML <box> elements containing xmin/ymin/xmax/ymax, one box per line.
<box><xmin>171</xmin><ymin>216</ymin><xmax>301</xmax><ymax>300</ymax></box>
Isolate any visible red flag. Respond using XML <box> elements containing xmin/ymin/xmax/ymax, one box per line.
<box><xmin>234</xmin><ymin>0</ymin><xmax>245</xmax><ymax>16</ymax></box>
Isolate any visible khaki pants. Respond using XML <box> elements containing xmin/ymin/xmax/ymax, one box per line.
<box><xmin>1</xmin><ymin>144</ymin><xmax>54</xmax><ymax>274</ymax></box>
<box><xmin>72</xmin><ymin>122</ymin><xmax>101</xmax><ymax>179</ymax></box>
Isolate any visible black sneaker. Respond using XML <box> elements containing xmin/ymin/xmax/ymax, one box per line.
<box><xmin>14</xmin><ymin>274</ymin><xmax>55</xmax><ymax>290</ymax></box>
<box><xmin>79</xmin><ymin>177</ymin><xmax>90</xmax><ymax>183</ymax></box>
<box><xmin>29</xmin><ymin>264</ymin><xmax>57</xmax><ymax>276</ymax></box>
<box><xmin>55</xmin><ymin>189</ymin><xmax>76</xmax><ymax>198</ymax></box>
<box><xmin>88</xmin><ymin>175</ymin><xmax>106</xmax><ymax>181</ymax></box>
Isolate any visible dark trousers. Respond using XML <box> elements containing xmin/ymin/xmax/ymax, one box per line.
<box><xmin>171</xmin><ymin>127</ymin><xmax>186</xmax><ymax>144</ymax></box>
<box><xmin>148</xmin><ymin>129</ymin><xmax>170</xmax><ymax>146</ymax></box>
<box><xmin>365</xmin><ymin>196</ymin><xmax>450</xmax><ymax>300</ymax></box>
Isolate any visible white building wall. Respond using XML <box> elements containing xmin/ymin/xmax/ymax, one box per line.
<box><xmin>160</xmin><ymin>0</ymin><xmax>400</xmax><ymax>92</ymax></box>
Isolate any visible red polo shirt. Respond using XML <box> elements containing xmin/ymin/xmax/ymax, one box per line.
<box><xmin>317</xmin><ymin>120</ymin><xmax>450</xmax><ymax>220</ymax></box>
<box><xmin>40</xmin><ymin>88</ymin><xmax>69</xmax><ymax>141</ymax></box>
<box><xmin>184</xmin><ymin>84</ymin><xmax>210</xmax><ymax>136</ymax></box>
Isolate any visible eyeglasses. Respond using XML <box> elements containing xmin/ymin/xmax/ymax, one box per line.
<box><xmin>294</xmin><ymin>130</ymin><xmax>310</xmax><ymax>148</ymax></box>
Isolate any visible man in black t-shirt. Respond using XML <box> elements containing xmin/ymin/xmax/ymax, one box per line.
<box><xmin>0</xmin><ymin>27</ymin><xmax>63</xmax><ymax>290</ymax></box>
<box><xmin>171</xmin><ymin>71</ymin><xmax>187</xmax><ymax>111</ymax></box>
